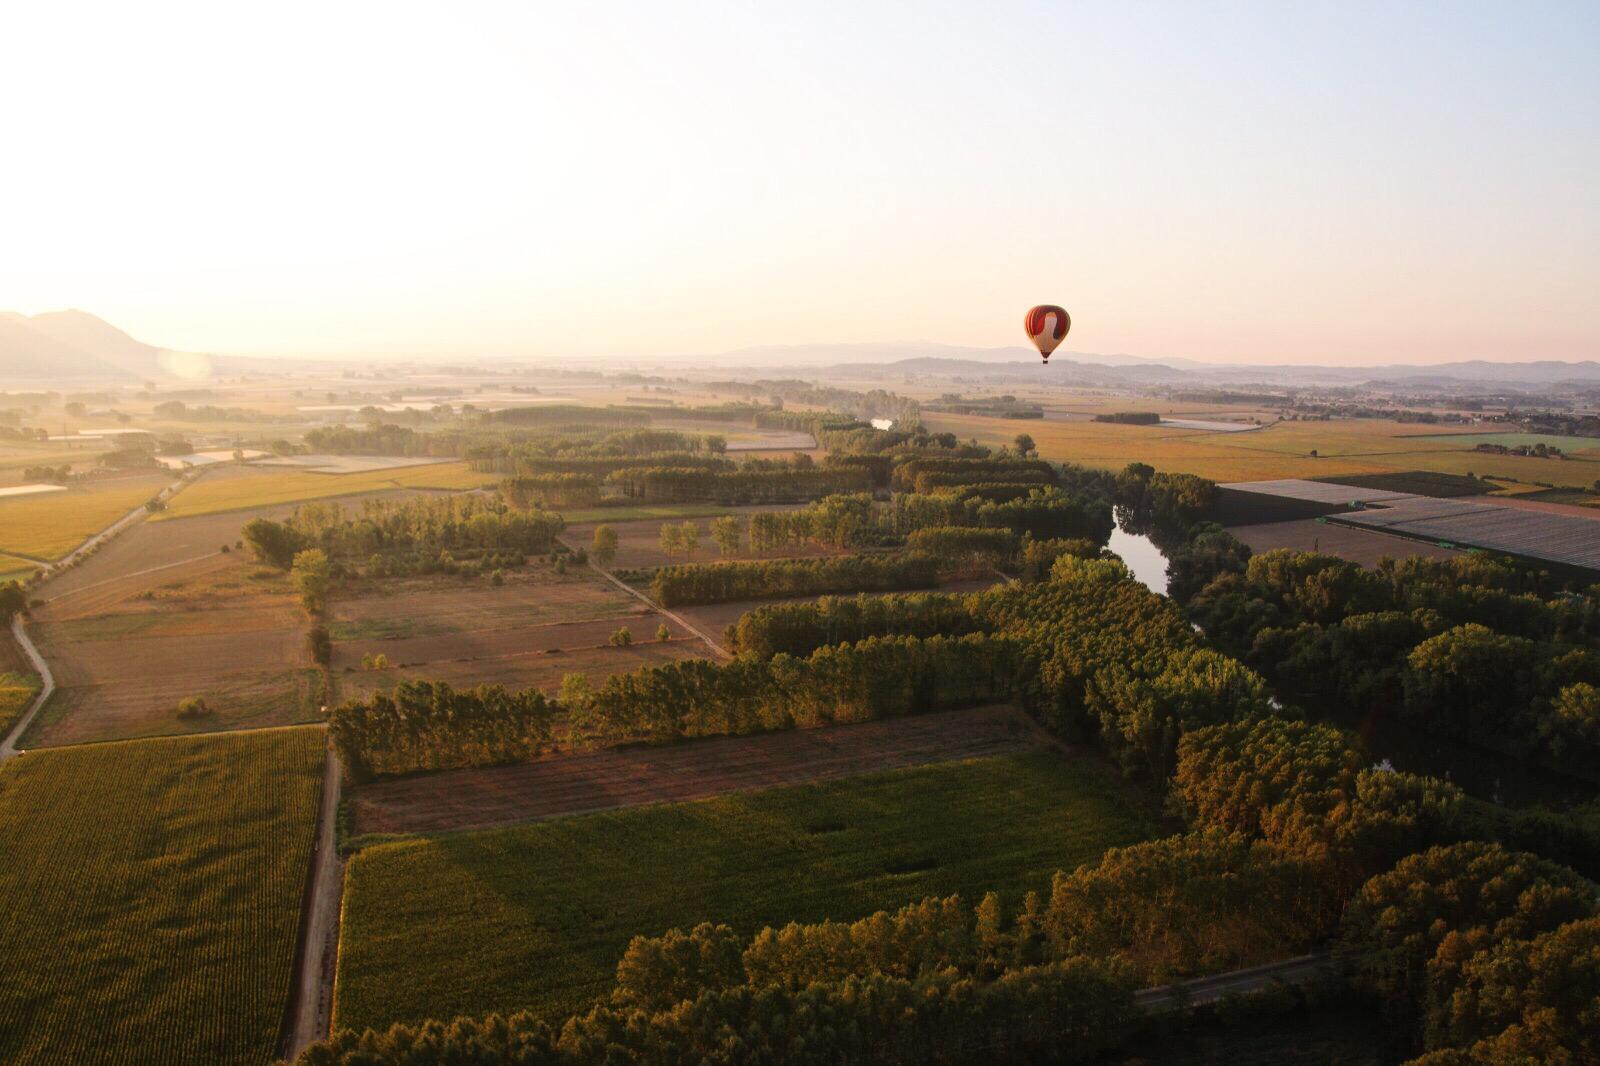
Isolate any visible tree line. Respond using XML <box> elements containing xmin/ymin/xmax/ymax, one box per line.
<box><xmin>650</xmin><ymin>553</ymin><xmax>940</xmax><ymax>607</ymax></box>
<box><xmin>242</xmin><ymin>496</ymin><xmax>563</xmax><ymax>574</ymax></box>
<box><xmin>327</xmin><ymin>679</ymin><xmax>559</xmax><ymax>781</ymax></box>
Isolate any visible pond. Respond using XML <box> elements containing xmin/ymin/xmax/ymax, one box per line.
<box><xmin>1109</xmin><ymin>524</ymin><xmax>1169</xmax><ymax>596</ymax></box>
<box><xmin>870</xmin><ymin>418</ymin><xmax>895</xmax><ymax>430</ymax></box>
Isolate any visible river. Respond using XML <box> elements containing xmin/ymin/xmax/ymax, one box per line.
<box><xmin>1109</xmin><ymin>524</ymin><xmax>1169</xmax><ymax>596</ymax></box>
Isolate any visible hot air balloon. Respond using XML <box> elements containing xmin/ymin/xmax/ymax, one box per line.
<box><xmin>1024</xmin><ymin>305</ymin><xmax>1071</xmax><ymax>364</ymax></box>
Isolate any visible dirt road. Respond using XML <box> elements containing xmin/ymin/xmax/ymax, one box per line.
<box><xmin>283</xmin><ymin>745</ymin><xmax>344</xmax><ymax>1059</ymax></box>
<box><xmin>0</xmin><ymin>617</ymin><xmax>55</xmax><ymax>762</ymax></box>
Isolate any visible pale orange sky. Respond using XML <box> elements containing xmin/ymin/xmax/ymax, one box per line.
<box><xmin>3</xmin><ymin>1</ymin><xmax>1596</xmax><ymax>366</ymax></box>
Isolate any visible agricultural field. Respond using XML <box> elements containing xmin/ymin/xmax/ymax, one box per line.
<box><xmin>349</xmin><ymin>703</ymin><xmax>1038</xmax><ymax>835</ymax></box>
<box><xmin>1411</xmin><ymin>430</ymin><xmax>1600</xmax><ymax>454</ymax></box>
<box><xmin>333</xmin><ymin>747</ymin><xmax>1162</xmax><ymax>1031</ymax></box>
<box><xmin>0</xmin><ymin>553</ymin><xmax>38</xmax><ymax>581</ymax></box>
<box><xmin>24</xmin><ymin>555</ymin><xmax>322</xmax><ymax>747</ymax></box>
<box><xmin>0</xmin><ymin>670</ymin><xmax>40</xmax><ymax>738</ymax></box>
<box><xmin>924</xmin><ymin>411</ymin><xmax>1600</xmax><ymax>489</ymax></box>
<box><xmin>0</xmin><ymin>727</ymin><xmax>324</xmax><ymax>1066</ymax></box>
<box><xmin>155</xmin><ymin>461</ymin><xmax>495</xmax><ymax>520</ymax></box>
<box><xmin>0</xmin><ymin>472</ymin><xmax>171</xmax><ymax>560</ymax></box>
<box><xmin>1227</xmin><ymin>518</ymin><xmax>1461</xmax><ymax>568</ymax></box>
<box><xmin>328</xmin><ymin>565</ymin><xmax>710</xmax><ymax>702</ymax></box>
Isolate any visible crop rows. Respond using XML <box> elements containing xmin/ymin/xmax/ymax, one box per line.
<box><xmin>334</xmin><ymin>748</ymin><xmax>1160</xmax><ymax>1032</ymax></box>
<box><xmin>0</xmin><ymin>726</ymin><xmax>324</xmax><ymax>1065</ymax></box>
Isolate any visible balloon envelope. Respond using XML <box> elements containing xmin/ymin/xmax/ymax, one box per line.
<box><xmin>1024</xmin><ymin>305</ymin><xmax>1071</xmax><ymax>363</ymax></box>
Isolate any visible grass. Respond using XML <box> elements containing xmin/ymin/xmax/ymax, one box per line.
<box><xmin>0</xmin><ymin>553</ymin><xmax>39</xmax><ymax>582</ymax></box>
<box><xmin>0</xmin><ymin>474</ymin><xmax>171</xmax><ymax>560</ymax></box>
<box><xmin>0</xmin><ymin>671</ymin><xmax>41</xmax><ymax>737</ymax></box>
<box><xmin>155</xmin><ymin>462</ymin><xmax>497</xmax><ymax>520</ymax></box>
<box><xmin>923</xmin><ymin>412</ymin><xmax>1600</xmax><ymax>489</ymax></box>
<box><xmin>0</xmin><ymin>727</ymin><xmax>325</xmax><ymax>1066</ymax></box>
<box><xmin>333</xmin><ymin>748</ymin><xmax>1161</xmax><ymax>1032</ymax></box>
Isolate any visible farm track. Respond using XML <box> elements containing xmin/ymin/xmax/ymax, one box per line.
<box><xmin>565</xmin><ymin>535</ymin><xmax>732</xmax><ymax>658</ymax></box>
<box><xmin>284</xmin><ymin>744</ymin><xmax>344</xmax><ymax>1059</ymax></box>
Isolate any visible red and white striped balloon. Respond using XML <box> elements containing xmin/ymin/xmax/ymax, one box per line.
<box><xmin>1024</xmin><ymin>305</ymin><xmax>1071</xmax><ymax>363</ymax></box>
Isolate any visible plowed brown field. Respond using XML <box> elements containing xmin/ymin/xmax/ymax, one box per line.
<box><xmin>329</xmin><ymin>568</ymin><xmax>714</xmax><ymax>700</ymax></box>
<box><xmin>349</xmin><ymin>703</ymin><xmax>1039</xmax><ymax>835</ymax></box>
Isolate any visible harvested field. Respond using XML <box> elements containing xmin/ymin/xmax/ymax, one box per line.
<box><xmin>329</xmin><ymin>567</ymin><xmax>712</xmax><ymax>699</ymax></box>
<box><xmin>36</xmin><ymin>489</ymin><xmax>434</xmax><ymax>609</ymax></box>
<box><xmin>0</xmin><ymin>472</ymin><xmax>172</xmax><ymax>560</ymax></box>
<box><xmin>334</xmin><ymin>746</ymin><xmax>1161</xmax><ymax>1030</ymax></box>
<box><xmin>1226</xmin><ymin>519</ymin><xmax>1461</xmax><ymax>567</ymax></box>
<box><xmin>351</xmin><ymin>703</ymin><xmax>1038</xmax><ymax>835</ymax></box>
<box><xmin>923</xmin><ymin>411</ymin><xmax>1600</xmax><ymax>488</ymax></box>
<box><xmin>156</xmin><ymin>462</ymin><xmax>493</xmax><ymax>520</ymax></box>
<box><xmin>24</xmin><ymin>557</ymin><xmax>322</xmax><ymax>747</ymax></box>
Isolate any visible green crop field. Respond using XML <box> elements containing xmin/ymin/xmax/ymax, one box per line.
<box><xmin>0</xmin><ymin>671</ymin><xmax>40</xmax><ymax>737</ymax></box>
<box><xmin>0</xmin><ymin>474</ymin><xmax>171</xmax><ymax>560</ymax></box>
<box><xmin>334</xmin><ymin>748</ymin><xmax>1161</xmax><ymax>1032</ymax></box>
<box><xmin>0</xmin><ymin>727</ymin><xmax>325</xmax><ymax>1066</ymax></box>
<box><xmin>155</xmin><ymin>462</ymin><xmax>497</xmax><ymax>520</ymax></box>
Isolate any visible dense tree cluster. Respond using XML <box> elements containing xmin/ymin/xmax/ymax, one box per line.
<box><xmin>242</xmin><ymin>497</ymin><xmax>563</xmax><ymax>575</ymax></box>
<box><xmin>1339</xmin><ymin>841</ymin><xmax>1599</xmax><ymax>1059</ymax></box>
<box><xmin>327</xmin><ymin>680</ymin><xmax>558</xmax><ymax>781</ymax></box>
<box><xmin>1190</xmin><ymin>549</ymin><xmax>1600</xmax><ymax>771</ymax></box>
<box><xmin>650</xmin><ymin>553</ymin><xmax>939</xmax><ymax>607</ymax></box>
<box><xmin>904</xmin><ymin>526</ymin><xmax>1020</xmax><ymax>571</ymax></box>
<box><xmin>725</xmin><ymin>592</ymin><xmax>991</xmax><ymax>659</ymax></box>
<box><xmin>501</xmin><ymin>473</ymin><xmax>601</xmax><ymax>509</ymax></box>
<box><xmin>614</xmin><ymin>463</ymin><xmax>872</xmax><ymax>504</ymax></box>
<box><xmin>571</xmin><ymin>633</ymin><xmax>1021</xmax><ymax>745</ymax></box>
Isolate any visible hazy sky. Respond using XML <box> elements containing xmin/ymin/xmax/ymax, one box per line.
<box><xmin>4</xmin><ymin>1</ymin><xmax>1597</xmax><ymax>365</ymax></box>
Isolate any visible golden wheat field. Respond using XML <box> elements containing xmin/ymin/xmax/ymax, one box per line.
<box><xmin>923</xmin><ymin>413</ymin><xmax>1600</xmax><ymax>489</ymax></box>
<box><xmin>156</xmin><ymin>462</ymin><xmax>497</xmax><ymax>520</ymax></box>
<box><xmin>0</xmin><ymin>474</ymin><xmax>172</xmax><ymax>560</ymax></box>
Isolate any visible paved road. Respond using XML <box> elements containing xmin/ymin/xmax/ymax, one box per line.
<box><xmin>1134</xmin><ymin>952</ymin><xmax>1337</xmax><ymax>1012</ymax></box>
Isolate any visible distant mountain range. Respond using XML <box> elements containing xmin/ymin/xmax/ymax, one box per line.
<box><xmin>0</xmin><ymin>310</ymin><xmax>181</xmax><ymax>381</ymax></box>
<box><xmin>703</xmin><ymin>343</ymin><xmax>1600</xmax><ymax>390</ymax></box>
<box><xmin>4</xmin><ymin>312</ymin><xmax>1597</xmax><ymax>391</ymax></box>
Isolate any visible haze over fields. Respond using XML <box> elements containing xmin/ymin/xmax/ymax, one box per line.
<box><xmin>3</xmin><ymin>2</ymin><xmax>1597</xmax><ymax>367</ymax></box>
